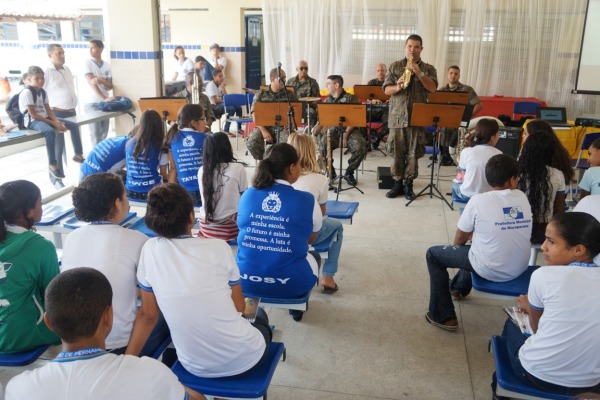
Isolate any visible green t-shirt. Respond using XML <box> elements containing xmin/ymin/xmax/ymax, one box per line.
<box><xmin>0</xmin><ymin>230</ymin><xmax>61</xmax><ymax>353</ymax></box>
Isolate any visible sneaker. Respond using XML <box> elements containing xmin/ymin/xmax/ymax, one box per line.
<box><xmin>450</xmin><ymin>291</ymin><xmax>464</xmax><ymax>301</ymax></box>
<box><xmin>49</xmin><ymin>166</ymin><xmax>66</xmax><ymax>179</ymax></box>
<box><xmin>440</xmin><ymin>155</ymin><xmax>457</xmax><ymax>167</ymax></box>
<box><xmin>425</xmin><ymin>312</ymin><xmax>458</xmax><ymax>331</ymax></box>
<box><xmin>53</xmin><ymin>180</ymin><xmax>65</xmax><ymax>190</ymax></box>
<box><xmin>72</xmin><ymin>154</ymin><xmax>85</xmax><ymax>163</ymax></box>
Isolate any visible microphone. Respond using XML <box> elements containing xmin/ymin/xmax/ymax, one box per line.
<box><xmin>277</xmin><ymin>62</ymin><xmax>282</xmax><ymax>82</ymax></box>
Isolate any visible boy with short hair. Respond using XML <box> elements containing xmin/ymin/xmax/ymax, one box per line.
<box><xmin>425</xmin><ymin>154</ymin><xmax>533</xmax><ymax>331</ymax></box>
<box><xmin>5</xmin><ymin>267</ymin><xmax>204</xmax><ymax>400</ymax></box>
<box><xmin>578</xmin><ymin>137</ymin><xmax>600</xmax><ymax>199</ymax></box>
<box><xmin>19</xmin><ymin>65</ymin><xmax>68</xmax><ymax>185</ymax></box>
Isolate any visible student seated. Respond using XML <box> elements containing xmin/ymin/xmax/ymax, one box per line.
<box><xmin>236</xmin><ymin>143</ymin><xmax>322</xmax><ymax>321</ymax></box>
<box><xmin>522</xmin><ymin>119</ymin><xmax>574</xmax><ymax>185</ymax></box>
<box><xmin>198</xmin><ymin>132</ymin><xmax>248</xmax><ymax>240</ymax></box>
<box><xmin>518</xmin><ymin>131</ymin><xmax>566</xmax><ymax>244</ymax></box>
<box><xmin>19</xmin><ymin>66</ymin><xmax>68</xmax><ymax>187</ymax></box>
<box><xmin>61</xmin><ymin>173</ymin><xmax>169</xmax><ymax>354</ymax></box>
<box><xmin>5</xmin><ymin>268</ymin><xmax>204</xmax><ymax>400</ymax></box>
<box><xmin>452</xmin><ymin>118</ymin><xmax>502</xmax><ymax>202</ymax></box>
<box><xmin>578</xmin><ymin>137</ymin><xmax>600</xmax><ymax>199</ymax></box>
<box><xmin>80</xmin><ymin>134</ymin><xmax>130</xmax><ymax>181</ymax></box>
<box><xmin>492</xmin><ymin>213</ymin><xmax>600</xmax><ymax>398</ymax></box>
<box><xmin>425</xmin><ymin>154</ymin><xmax>533</xmax><ymax>331</ymax></box>
<box><xmin>288</xmin><ymin>132</ymin><xmax>342</xmax><ymax>293</ymax></box>
<box><xmin>166</xmin><ymin>104</ymin><xmax>208</xmax><ymax>206</ymax></box>
<box><xmin>126</xmin><ymin>183</ymin><xmax>271</xmax><ymax>378</ymax></box>
<box><xmin>125</xmin><ymin>110</ymin><xmax>169</xmax><ymax>201</ymax></box>
<box><xmin>0</xmin><ymin>180</ymin><xmax>60</xmax><ymax>353</ymax></box>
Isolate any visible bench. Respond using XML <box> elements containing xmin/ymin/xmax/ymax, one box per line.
<box><xmin>0</xmin><ymin>345</ymin><xmax>50</xmax><ymax>367</ymax></box>
<box><xmin>472</xmin><ymin>266</ymin><xmax>539</xmax><ymax>300</ymax></box>
<box><xmin>491</xmin><ymin>335</ymin><xmax>571</xmax><ymax>400</ymax></box>
<box><xmin>325</xmin><ymin>200</ymin><xmax>359</xmax><ymax>225</ymax></box>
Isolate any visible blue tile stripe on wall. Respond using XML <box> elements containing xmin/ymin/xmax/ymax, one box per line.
<box><xmin>110</xmin><ymin>51</ymin><xmax>163</xmax><ymax>60</ymax></box>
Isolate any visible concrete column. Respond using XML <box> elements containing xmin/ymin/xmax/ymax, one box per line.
<box><xmin>103</xmin><ymin>0</ymin><xmax>163</xmax><ymax>133</ymax></box>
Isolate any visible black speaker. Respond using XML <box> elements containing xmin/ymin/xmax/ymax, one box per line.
<box><xmin>496</xmin><ymin>127</ymin><xmax>522</xmax><ymax>159</ymax></box>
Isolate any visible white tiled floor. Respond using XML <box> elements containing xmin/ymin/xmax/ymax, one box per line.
<box><xmin>0</xmin><ymin>135</ymin><xmax>518</xmax><ymax>400</ymax></box>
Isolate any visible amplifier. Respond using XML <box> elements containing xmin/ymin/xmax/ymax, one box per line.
<box><xmin>377</xmin><ymin>166</ymin><xmax>394</xmax><ymax>189</ymax></box>
<box><xmin>496</xmin><ymin>127</ymin><xmax>522</xmax><ymax>159</ymax></box>
<box><xmin>575</xmin><ymin>114</ymin><xmax>600</xmax><ymax>127</ymax></box>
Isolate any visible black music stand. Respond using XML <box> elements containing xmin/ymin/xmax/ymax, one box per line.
<box><xmin>253</xmin><ymin>102</ymin><xmax>303</xmax><ymax>143</ymax></box>
<box><xmin>139</xmin><ymin>97</ymin><xmax>188</xmax><ymax>137</ymax></box>
<box><xmin>405</xmin><ymin>103</ymin><xmax>465</xmax><ymax>209</ymax></box>
<box><xmin>354</xmin><ymin>85</ymin><xmax>390</xmax><ymax>156</ymax></box>
<box><xmin>317</xmin><ymin>103</ymin><xmax>367</xmax><ymax>200</ymax></box>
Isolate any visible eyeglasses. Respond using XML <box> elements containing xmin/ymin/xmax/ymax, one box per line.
<box><xmin>299</xmin><ymin>67</ymin><xmax>308</xmax><ymax>71</ymax></box>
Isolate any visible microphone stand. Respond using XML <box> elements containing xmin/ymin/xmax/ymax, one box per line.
<box><xmin>278</xmin><ymin>73</ymin><xmax>296</xmax><ymax>135</ymax></box>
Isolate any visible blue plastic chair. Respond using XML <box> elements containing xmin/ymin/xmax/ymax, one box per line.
<box><xmin>224</xmin><ymin>94</ymin><xmax>254</xmax><ymax>150</ymax></box>
<box><xmin>128</xmin><ymin>218</ymin><xmax>157</xmax><ymax>237</ymax></box>
<box><xmin>63</xmin><ymin>211</ymin><xmax>137</xmax><ymax>230</ymax></box>
<box><xmin>472</xmin><ymin>265</ymin><xmax>539</xmax><ymax>299</ymax></box>
<box><xmin>247</xmin><ymin>92</ymin><xmax>255</xmax><ymax>111</ymax></box>
<box><xmin>491</xmin><ymin>335</ymin><xmax>571</xmax><ymax>400</ymax></box>
<box><xmin>325</xmin><ymin>200</ymin><xmax>359</xmax><ymax>225</ymax></box>
<box><xmin>171</xmin><ymin>342</ymin><xmax>286</xmax><ymax>400</ymax></box>
<box><xmin>244</xmin><ymin>290</ymin><xmax>311</xmax><ymax>312</ymax></box>
<box><xmin>0</xmin><ymin>345</ymin><xmax>50</xmax><ymax>366</ymax></box>
<box><xmin>36</xmin><ymin>205</ymin><xmax>74</xmax><ymax>226</ymax></box>
<box><xmin>512</xmin><ymin>101</ymin><xmax>540</xmax><ymax>120</ymax></box>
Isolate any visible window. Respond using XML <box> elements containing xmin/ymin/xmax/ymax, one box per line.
<box><xmin>0</xmin><ymin>23</ymin><xmax>18</xmax><ymax>40</ymax></box>
<box><xmin>74</xmin><ymin>15</ymin><xmax>104</xmax><ymax>41</ymax></box>
<box><xmin>37</xmin><ymin>22</ymin><xmax>61</xmax><ymax>41</ymax></box>
<box><xmin>160</xmin><ymin>14</ymin><xmax>171</xmax><ymax>42</ymax></box>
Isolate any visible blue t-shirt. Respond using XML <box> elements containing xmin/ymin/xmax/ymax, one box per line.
<box><xmin>236</xmin><ymin>183</ymin><xmax>316</xmax><ymax>298</ymax></box>
<box><xmin>125</xmin><ymin>138</ymin><xmax>163</xmax><ymax>194</ymax></box>
<box><xmin>169</xmin><ymin>129</ymin><xmax>207</xmax><ymax>193</ymax></box>
<box><xmin>579</xmin><ymin>166</ymin><xmax>600</xmax><ymax>195</ymax></box>
<box><xmin>80</xmin><ymin>136</ymin><xmax>128</xmax><ymax>178</ymax></box>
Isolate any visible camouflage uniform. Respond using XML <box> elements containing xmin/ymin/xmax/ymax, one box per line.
<box><xmin>438</xmin><ymin>82</ymin><xmax>481</xmax><ymax>147</ymax></box>
<box><xmin>383</xmin><ymin>59</ymin><xmax>438</xmax><ymax>180</ymax></box>
<box><xmin>286</xmin><ymin>75</ymin><xmax>320</xmax><ymax>127</ymax></box>
<box><xmin>247</xmin><ymin>86</ymin><xmax>299</xmax><ymax>160</ymax></box>
<box><xmin>174</xmin><ymin>89</ymin><xmax>216</xmax><ymax>129</ymax></box>
<box><xmin>316</xmin><ymin>90</ymin><xmax>367</xmax><ymax>171</ymax></box>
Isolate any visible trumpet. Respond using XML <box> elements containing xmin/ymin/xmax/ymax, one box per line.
<box><xmin>192</xmin><ymin>72</ymin><xmax>200</xmax><ymax>104</ymax></box>
<box><xmin>401</xmin><ymin>57</ymin><xmax>413</xmax><ymax>89</ymax></box>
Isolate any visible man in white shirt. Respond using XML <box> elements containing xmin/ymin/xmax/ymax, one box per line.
<box><xmin>5</xmin><ymin>268</ymin><xmax>204</xmax><ymax>400</ymax></box>
<box><xmin>208</xmin><ymin>43</ymin><xmax>227</xmax><ymax>77</ymax></box>
<box><xmin>425</xmin><ymin>154</ymin><xmax>532</xmax><ymax>331</ymax></box>
<box><xmin>205</xmin><ymin>69</ymin><xmax>240</xmax><ymax>134</ymax></box>
<box><xmin>44</xmin><ymin>44</ymin><xmax>84</xmax><ymax>163</ymax></box>
<box><xmin>83</xmin><ymin>39</ymin><xmax>115</xmax><ymax>146</ymax></box>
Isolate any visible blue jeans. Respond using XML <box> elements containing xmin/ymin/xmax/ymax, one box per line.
<box><xmin>451</xmin><ymin>181</ymin><xmax>471</xmax><ymax>203</ymax></box>
<box><xmin>311</xmin><ymin>217</ymin><xmax>343</xmax><ymax>277</ymax></box>
<box><xmin>214</xmin><ymin>104</ymin><xmax>242</xmax><ymax>132</ymax></box>
<box><xmin>30</xmin><ymin>119</ymin><xmax>65</xmax><ymax>183</ymax></box>
<box><xmin>53</xmin><ymin>109</ymin><xmax>83</xmax><ymax>156</ymax></box>
<box><xmin>426</xmin><ymin>244</ymin><xmax>475</xmax><ymax>323</ymax></box>
<box><xmin>85</xmin><ymin>103</ymin><xmax>110</xmax><ymax>146</ymax></box>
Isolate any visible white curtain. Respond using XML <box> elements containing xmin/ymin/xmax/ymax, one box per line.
<box><xmin>263</xmin><ymin>0</ymin><xmax>596</xmax><ymax>118</ymax></box>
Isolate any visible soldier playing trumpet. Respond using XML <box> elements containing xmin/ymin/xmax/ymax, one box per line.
<box><xmin>383</xmin><ymin>34</ymin><xmax>438</xmax><ymax>200</ymax></box>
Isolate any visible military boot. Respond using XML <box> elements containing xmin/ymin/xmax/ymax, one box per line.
<box><xmin>404</xmin><ymin>179</ymin><xmax>416</xmax><ymax>200</ymax></box>
<box><xmin>386</xmin><ymin>179</ymin><xmax>404</xmax><ymax>198</ymax></box>
<box><xmin>343</xmin><ymin>168</ymin><xmax>357</xmax><ymax>186</ymax></box>
<box><xmin>439</xmin><ymin>146</ymin><xmax>457</xmax><ymax>166</ymax></box>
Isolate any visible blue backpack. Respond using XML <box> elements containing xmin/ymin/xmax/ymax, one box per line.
<box><xmin>97</xmin><ymin>96</ymin><xmax>132</xmax><ymax>112</ymax></box>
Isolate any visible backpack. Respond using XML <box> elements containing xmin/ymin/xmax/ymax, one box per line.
<box><xmin>4</xmin><ymin>86</ymin><xmax>43</xmax><ymax>130</ymax></box>
<box><xmin>97</xmin><ymin>96</ymin><xmax>132</xmax><ymax>112</ymax></box>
